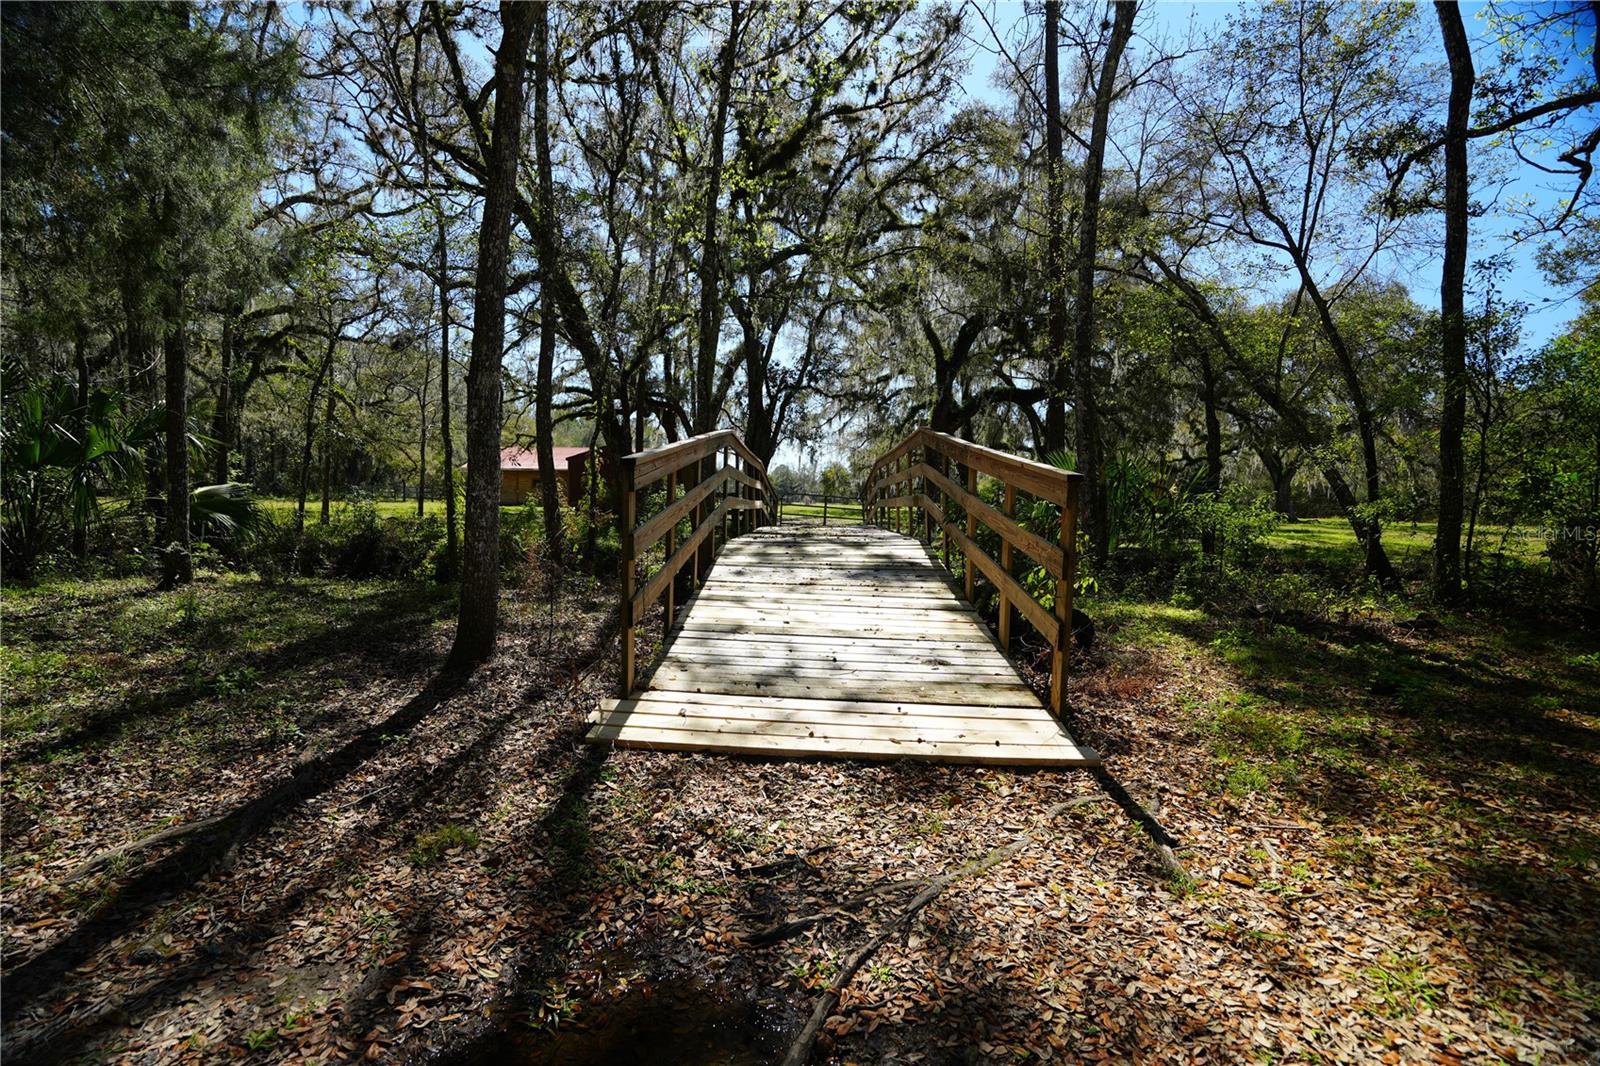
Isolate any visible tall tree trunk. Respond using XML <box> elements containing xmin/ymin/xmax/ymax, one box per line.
<box><xmin>438</xmin><ymin>212</ymin><xmax>459</xmax><ymax>577</ymax></box>
<box><xmin>124</xmin><ymin>275</ymin><xmax>163</xmax><ymax>522</ymax></box>
<box><xmin>1154</xmin><ymin>252</ymin><xmax>1392</xmax><ymax>572</ymax></box>
<box><xmin>160</xmin><ymin>271</ymin><xmax>192</xmax><ymax>588</ymax></box>
<box><xmin>533</xmin><ymin>3</ymin><xmax>565</xmax><ymax>568</ymax></box>
<box><xmin>1198</xmin><ymin>342</ymin><xmax>1223</xmax><ymax>556</ymax></box>
<box><xmin>1072</xmin><ymin>0</ymin><xmax>1136</xmax><ymax>566</ymax></box>
<box><xmin>320</xmin><ymin>380</ymin><xmax>335</xmax><ymax>524</ymax></box>
<box><xmin>526</xmin><ymin>9</ymin><xmax>630</xmax><ymax>517</ymax></box>
<box><xmin>1433</xmin><ymin>0</ymin><xmax>1473</xmax><ymax>602</ymax></box>
<box><xmin>634</xmin><ymin>353</ymin><xmax>648</xmax><ymax>451</ymax></box>
<box><xmin>661</xmin><ymin>333</ymin><xmax>676</xmax><ymax>440</ymax></box>
<box><xmin>295</xmin><ymin>339</ymin><xmax>334</xmax><ymax>538</ymax></box>
<box><xmin>1259</xmin><ymin>447</ymin><xmax>1299</xmax><ymax>521</ymax></box>
<box><xmin>1042</xmin><ymin>0</ymin><xmax>1069</xmax><ymax>455</ymax></box>
<box><xmin>744</xmin><ymin>339</ymin><xmax>771</xmax><ymax>457</ymax></box>
<box><xmin>583</xmin><ymin>419</ymin><xmax>602</xmax><ymax>564</ymax></box>
<box><xmin>694</xmin><ymin>0</ymin><xmax>740</xmax><ymax>433</ymax></box>
<box><xmin>1464</xmin><ymin>311</ymin><xmax>1496</xmax><ymax>588</ymax></box>
<box><xmin>418</xmin><ymin>343</ymin><xmax>429</xmax><ymax>518</ymax></box>
<box><xmin>72</xmin><ymin>322</ymin><xmax>90</xmax><ymax>560</ymax></box>
<box><xmin>931</xmin><ymin>350</ymin><xmax>956</xmax><ymax>434</ymax></box>
<box><xmin>742</xmin><ymin>270</ymin><xmax>772</xmax><ymax>457</ymax></box>
<box><xmin>214</xmin><ymin>309</ymin><xmax>235</xmax><ymax>484</ymax></box>
<box><xmin>536</xmin><ymin>300</ymin><xmax>563</xmax><ymax>558</ymax></box>
<box><xmin>449</xmin><ymin>0</ymin><xmax>536</xmax><ymax>667</ymax></box>
<box><xmin>1296</xmin><ymin>278</ymin><xmax>1397</xmax><ymax>585</ymax></box>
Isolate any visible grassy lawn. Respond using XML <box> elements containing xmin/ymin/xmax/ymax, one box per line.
<box><xmin>1</xmin><ymin>572</ymin><xmax>456</xmax><ymax>776</ymax></box>
<box><xmin>781</xmin><ymin>501</ymin><xmax>865</xmax><ymax>524</ymax></box>
<box><xmin>1265</xmin><ymin>516</ymin><xmax>1548</xmax><ymax>566</ymax></box>
<box><xmin>256</xmin><ymin>497</ymin><xmax>451</xmax><ymax>519</ymax></box>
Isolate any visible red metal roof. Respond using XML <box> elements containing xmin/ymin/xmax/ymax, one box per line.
<box><xmin>499</xmin><ymin>445</ymin><xmax>590</xmax><ymax>471</ymax></box>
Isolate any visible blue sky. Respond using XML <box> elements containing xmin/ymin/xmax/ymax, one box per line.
<box><xmin>775</xmin><ymin>0</ymin><xmax>1594</xmax><ymax>473</ymax></box>
<box><xmin>972</xmin><ymin>0</ymin><xmax>1593</xmax><ymax>348</ymax></box>
<box><xmin>295</xmin><ymin>3</ymin><xmax>1592</xmax><ymax>471</ymax></box>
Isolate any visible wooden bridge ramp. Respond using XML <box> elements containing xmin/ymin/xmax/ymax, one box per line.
<box><xmin>587</xmin><ymin>525</ymin><xmax>1099</xmax><ymax>766</ymax></box>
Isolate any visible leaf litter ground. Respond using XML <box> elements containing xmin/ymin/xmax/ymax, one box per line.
<box><xmin>2</xmin><ymin>571</ymin><xmax>1597</xmax><ymax>1063</ymax></box>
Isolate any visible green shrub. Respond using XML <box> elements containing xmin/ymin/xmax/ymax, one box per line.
<box><xmin>240</xmin><ymin>497</ymin><xmax>622</xmax><ymax>583</ymax></box>
<box><xmin>249</xmin><ymin>502</ymin><xmax>444</xmax><ymax>581</ymax></box>
<box><xmin>1176</xmin><ymin>489</ymin><xmax>1280</xmax><ymax>566</ymax></box>
<box><xmin>564</xmin><ymin>505</ymin><xmax>620</xmax><ymax>574</ymax></box>
<box><xmin>409</xmin><ymin>824</ymin><xmax>480</xmax><ymax>867</ymax></box>
<box><xmin>499</xmin><ymin>500</ymin><xmax>549</xmax><ymax>580</ymax></box>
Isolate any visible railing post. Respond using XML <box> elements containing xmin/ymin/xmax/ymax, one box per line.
<box><xmin>663</xmin><ymin>467</ymin><xmax>677</xmax><ymax>643</ymax></box>
<box><xmin>742</xmin><ymin>469</ymin><xmax>751</xmax><ymax>537</ymax></box>
<box><xmin>901</xmin><ymin>455</ymin><xmax>909</xmax><ymax>536</ymax></box>
<box><xmin>914</xmin><ymin>449</ymin><xmax>925</xmax><ymax>545</ymax></box>
<box><xmin>1050</xmin><ymin>477</ymin><xmax>1080</xmax><ymax>719</ymax></box>
<box><xmin>913</xmin><ymin>450</ymin><xmax>922</xmax><ymax>544</ymax></box>
<box><xmin>939</xmin><ymin>449</ymin><xmax>951</xmax><ymax>573</ymax></box>
<box><xmin>964</xmin><ymin>462</ymin><xmax>977</xmax><ymax>602</ymax></box>
<box><xmin>717</xmin><ymin>448</ymin><xmax>728</xmax><ymax>550</ymax></box>
<box><xmin>726</xmin><ymin>448</ymin><xmax>736</xmax><ymax>539</ymax></box>
<box><xmin>620</xmin><ymin>456</ymin><xmax>638</xmax><ymax>698</ymax></box>
<box><xmin>898</xmin><ymin>456</ymin><xmax>907</xmax><ymax>535</ymax></box>
<box><xmin>902</xmin><ymin>454</ymin><xmax>915</xmax><ymax>541</ymax></box>
<box><xmin>999</xmin><ymin>483</ymin><xmax>1015</xmax><ymax>652</ymax></box>
<box><xmin>694</xmin><ymin>452</ymin><xmax>711</xmax><ymax>587</ymax></box>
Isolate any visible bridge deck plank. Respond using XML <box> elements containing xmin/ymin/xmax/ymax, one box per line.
<box><xmin>585</xmin><ymin>525</ymin><xmax>1098</xmax><ymax>767</ymax></box>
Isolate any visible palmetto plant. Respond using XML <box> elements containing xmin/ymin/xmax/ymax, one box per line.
<box><xmin>1</xmin><ymin>382</ymin><xmax>155</xmax><ymax>576</ymax></box>
<box><xmin>191</xmin><ymin>482</ymin><xmax>260</xmax><ymax>539</ymax></box>
<box><xmin>1</xmin><ymin>381</ymin><xmax>257</xmax><ymax>577</ymax></box>
<box><xmin>1031</xmin><ymin>448</ymin><xmax>1206</xmax><ymax>558</ymax></box>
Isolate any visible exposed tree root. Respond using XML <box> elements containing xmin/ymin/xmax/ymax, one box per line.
<box><xmin>746</xmin><ymin>879</ymin><xmax>922</xmax><ymax>946</ymax></box>
<box><xmin>734</xmin><ymin>844</ymin><xmax>837</xmax><ymax>878</ymax></box>
<box><xmin>1089</xmin><ymin>767</ymin><xmax>1188</xmax><ymax>881</ymax></box>
<box><xmin>780</xmin><ymin>794</ymin><xmax>1108</xmax><ymax>1066</ymax></box>
<box><xmin>65</xmin><ymin>814</ymin><xmax>230</xmax><ymax>882</ymax></box>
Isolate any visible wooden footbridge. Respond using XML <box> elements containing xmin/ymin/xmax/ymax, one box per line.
<box><xmin>586</xmin><ymin>429</ymin><xmax>1100</xmax><ymax>767</ymax></box>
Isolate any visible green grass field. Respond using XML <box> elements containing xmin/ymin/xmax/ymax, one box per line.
<box><xmin>1265</xmin><ymin>517</ymin><xmax>1546</xmax><ymax>565</ymax></box>
<box><xmin>256</xmin><ymin>497</ymin><xmax>557</xmax><ymax>519</ymax></box>
<box><xmin>780</xmin><ymin>501</ymin><xmax>865</xmax><ymax>524</ymax></box>
<box><xmin>257</xmin><ymin>497</ymin><xmax>451</xmax><ymax>519</ymax></box>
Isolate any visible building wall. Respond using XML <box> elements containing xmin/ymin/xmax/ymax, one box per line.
<box><xmin>499</xmin><ymin>470</ymin><xmax>533</xmax><ymax>504</ymax></box>
<box><xmin>499</xmin><ymin>464</ymin><xmax>585</xmax><ymax>506</ymax></box>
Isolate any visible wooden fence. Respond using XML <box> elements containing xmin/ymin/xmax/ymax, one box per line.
<box><xmin>777</xmin><ymin>493</ymin><xmax>864</xmax><ymax>526</ymax></box>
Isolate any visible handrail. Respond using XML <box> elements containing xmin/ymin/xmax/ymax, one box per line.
<box><xmin>863</xmin><ymin>428</ymin><xmax>1084</xmax><ymax>718</ymax></box>
<box><xmin>620</xmin><ymin>430</ymin><xmax>778</xmax><ymax>696</ymax></box>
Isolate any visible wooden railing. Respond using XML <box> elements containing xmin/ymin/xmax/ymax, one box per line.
<box><xmin>863</xmin><ymin>429</ymin><xmax>1083</xmax><ymax>718</ymax></box>
<box><xmin>620</xmin><ymin>430</ymin><xmax>778</xmax><ymax>696</ymax></box>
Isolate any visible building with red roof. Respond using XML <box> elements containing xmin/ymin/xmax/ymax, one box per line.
<box><xmin>499</xmin><ymin>445</ymin><xmax>593</xmax><ymax>505</ymax></box>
